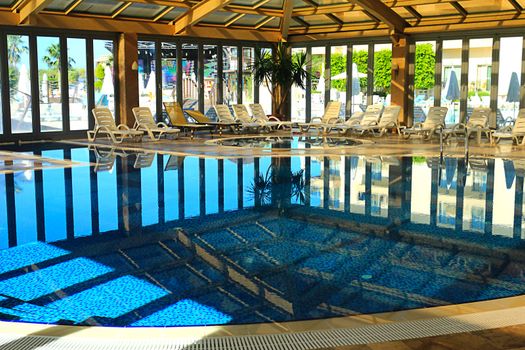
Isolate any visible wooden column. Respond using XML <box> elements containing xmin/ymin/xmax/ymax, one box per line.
<box><xmin>390</xmin><ymin>34</ymin><xmax>410</xmax><ymax>126</ymax></box>
<box><xmin>118</xmin><ymin>32</ymin><xmax>139</xmax><ymax>127</ymax></box>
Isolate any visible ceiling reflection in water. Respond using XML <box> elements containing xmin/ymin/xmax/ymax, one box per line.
<box><xmin>0</xmin><ymin>144</ymin><xmax>524</xmax><ymax>326</ymax></box>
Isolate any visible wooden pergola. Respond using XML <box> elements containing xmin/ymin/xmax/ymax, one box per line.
<box><xmin>2</xmin><ymin>0</ymin><xmax>524</xmax><ymax>126</ymax></box>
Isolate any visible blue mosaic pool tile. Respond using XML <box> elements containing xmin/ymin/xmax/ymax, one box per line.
<box><xmin>230</xmin><ymin>224</ymin><xmax>273</xmax><ymax>242</ymax></box>
<box><xmin>257</xmin><ymin>218</ymin><xmax>308</xmax><ymax>237</ymax></box>
<box><xmin>130</xmin><ymin>299</ymin><xmax>232</xmax><ymax>326</ymax></box>
<box><xmin>497</xmin><ymin>262</ymin><xmax>525</xmax><ymax>285</ymax></box>
<box><xmin>0</xmin><ymin>242</ymin><xmax>69</xmax><ymax>275</ymax></box>
<box><xmin>401</xmin><ymin>246</ymin><xmax>453</xmax><ymax>267</ymax></box>
<box><xmin>228</xmin><ymin>250</ymin><xmax>276</xmax><ymax>273</ymax></box>
<box><xmin>258</xmin><ymin>242</ymin><xmax>315</xmax><ymax>265</ymax></box>
<box><xmin>375</xmin><ymin>266</ymin><xmax>430</xmax><ymax>293</ymax></box>
<box><xmin>198</xmin><ymin>230</ymin><xmax>244</xmax><ymax>251</ymax></box>
<box><xmin>446</xmin><ymin>253</ymin><xmax>504</xmax><ymax>277</ymax></box>
<box><xmin>160</xmin><ymin>239</ymin><xmax>193</xmax><ymax>259</ymax></box>
<box><xmin>189</xmin><ymin>260</ymin><xmax>225</xmax><ymax>283</ymax></box>
<box><xmin>150</xmin><ymin>267</ymin><xmax>207</xmax><ymax>295</ymax></box>
<box><xmin>47</xmin><ymin>276</ymin><xmax>169</xmax><ymax>322</ymax></box>
<box><xmin>299</xmin><ymin>252</ymin><xmax>345</xmax><ymax>273</ymax></box>
<box><xmin>123</xmin><ymin>244</ymin><xmax>174</xmax><ymax>269</ymax></box>
<box><xmin>0</xmin><ymin>258</ymin><xmax>113</xmax><ymax>301</ymax></box>
<box><xmin>195</xmin><ymin>290</ymin><xmax>244</xmax><ymax>314</ymax></box>
<box><xmin>95</xmin><ymin>253</ymin><xmax>136</xmax><ymax>273</ymax></box>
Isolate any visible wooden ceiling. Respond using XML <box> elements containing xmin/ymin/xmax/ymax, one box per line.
<box><xmin>1</xmin><ymin>0</ymin><xmax>525</xmax><ymax>42</ymax></box>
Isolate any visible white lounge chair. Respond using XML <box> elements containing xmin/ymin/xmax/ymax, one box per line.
<box><xmin>442</xmin><ymin>107</ymin><xmax>491</xmax><ymax>142</ymax></box>
<box><xmin>401</xmin><ymin>106</ymin><xmax>448</xmax><ymax>139</ymax></box>
<box><xmin>322</xmin><ymin>111</ymin><xmax>364</xmax><ymax>134</ymax></box>
<box><xmin>214</xmin><ymin>104</ymin><xmax>262</xmax><ymax>132</ymax></box>
<box><xmin>297</xmin><ymin>101</ymin><xmax>342</xmax><ymax>132</ymax></box>
<box><xmin>354</xmin><ymin>105</ymin><xmax>401</xmax><ymax>137</ymax></box>
<box><xmin>338</xmin><ymin>104</ymin><xmax>384</xmax><ymax>135</ymax></box>
<box><xmin>249</xmin><ymin>103</ymin><xmax>295</xmax><ymax>130</ymax></box>
<box><xmin>87</xmin><ymin>108</ymin><xmax>143</xmax><ymax>143</ymax></box>
<box><xmin>491</xmin><ymin>109</ymin><xmax>525</xmax><ymax>145</ymax></box>
<box><xmin>132</xmin><ymin>107</ymin><xmax>180</xmax><ymax>141</ymax></box>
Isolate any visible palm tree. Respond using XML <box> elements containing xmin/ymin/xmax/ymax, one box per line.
<box><xmin>251</xmin><ymin>42</ymin><xmax>310</xmax><ymax>117</ymax></box>
<box><xmin>43</xmin><ymin>43</ymin><xmax>75</xmax><ymax>70</ymax></box>
<box><xmin>7</xmin><ymin>35</ymin><xmax>28</xmax><ymax>67</ymax></box>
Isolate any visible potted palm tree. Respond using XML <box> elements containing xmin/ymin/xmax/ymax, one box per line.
<box><xmin>251</xmin><ymin>42</ymin><xmax>309</xmax><ymax>119</ymax></box>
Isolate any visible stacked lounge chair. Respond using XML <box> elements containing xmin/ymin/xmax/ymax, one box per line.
<box><xmin>442</xmin><ymin>107</ymin><xmax>491</xmax><ymax>142</ymax></box>
<box><xmin>491</xmin><ymin>109</ymin><xmax>525</xmax><ymax>145</ymax></box>
<box><xmin>336</xmin><ymin>104</ymin><xmax>383</xmax><ymax>135</ymax></box>
<box><xmin>214</xmin><ymin>104</ymin><xmax>262</xmax><ymax>132</ymax></box>
<box><xmin>163</xmin><ymin>102</ymin><xmax>213</xmax><ymax>139</ymax></box>
<box><xmin>87</xmin><ymin>107</ymin><xmax>143</xmax><ymax>143</ymax></box>
<box><xmin>132</xmin><ymin>107</ymin><xmax>180</xmax><ymax>140</ymax></box>
<box><xmin>401</xmin><ymin>106</ymin><xmax>448</xmax><ymax>139</ymax></box>
<box><xmin>353</xmin><ymin>105</ymin><xmax>401</xmax><ymax>137</ymax></box>
<box><xmin>249</xmin><ymin>103</ymin><xmax>295</xmax><ymax>130</ymax></box>
<box><xmin>297</xmin><ymin>101</ymin><xmax>342</xmax><ymax>132</ymax></box>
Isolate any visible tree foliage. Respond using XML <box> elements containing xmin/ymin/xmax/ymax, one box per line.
<box><xmin>374</xmin><ymin>49</ymin><xmax>392</xmax><ymax>96</ymax></box>
<box><xmin>330</xmin><ymin>53</ymin><xmax>346</xmax><ymax>91</ymax></box>
<box><xmin>352</xmin><ymin>50</ymin><xmax>368</xmax><ymax>91</ymax></box>
<box><xmin>414</xmin><ymin>43</ymin><xmax>435</xmax><ymax>89</ymax></box>
<box><xmin>94</xmin><ymin>64</ymin><xmax>105</xmax><ymax>92</ymax></box>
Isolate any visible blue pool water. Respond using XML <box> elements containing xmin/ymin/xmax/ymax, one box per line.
<box><xmin>1</xmin><ymin>144</ymin><xmax>525</xmax><ymax>327</ymax></box>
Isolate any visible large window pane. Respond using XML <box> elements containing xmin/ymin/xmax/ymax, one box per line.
<box><xmin>223</xmin><ymin>46</ymin><xmax>238</xmax><ymax>106</ymax></box>
<box><xmin>291</xmin><ymin>47</ymin><xmax>306</xmax><ymax>122</ymax></box>
<box><xmin>204</xmin><ymin>45</ymin><xmax>218</xmax><ymax>118</ymax></box>
<box><xmin>498</xmin><ymin>37</ymin><xmax>522</xmax><ymax>125</ymax></box>
<box><xmin>259</xmin><ymin>48</ymin><xmax>273</xmax><ymax>115</ymax></box>
<box><xmin>138</xmin><ymin>41</ymin><xmax>157</xmax><ymax>117</ymax></box>
<box><xmin>330</xmin><ymin>45</ymin><xmax>347</xmax><ymax>118</ymax></box>
<box><xmin>93</xmin><ymin>39</ymin><xmax>115</xmax><ymax>116</ymax></box>
<box><xmin>71</xmin><ymin>148</ymin><xmax>92</xmax><ymax>237</ymax></box>
<box><xmin>441</xmin><ymin>39</ymin><xmax>462</xmax><ymax>125</ymax></box>
<box><xmin>414</xmin><ymin>41</ymin><xmax>436</xmax><ymax>124</ymax></box>
<box><xmin>42</xmin><ymin>150</ymin><xmax>66</xmax><ymax>242</ymax></box>
<box><xmin>161</xmin><ymin>42</ymin><xmax>177</xmax><ymax>117</ymax></box>
<box><xmin>311</xmin><ymin>46</ymin><xmax>325</xmax><ymax>119</ymax></box>
<box><xmin>8</xmin><ymin>35</ymin><xmax>32</xmax><ymax>133</ymax></box>
<box><xmin>68</xmin><ymin>38</ymin><xmax>88</xmax><ymax>130</ymax></box>
<box><xmin>14</xmin><ymin>164</ymin><xmax>36</xmax><ymax>244</ymax></box>
<box><xmin>410</xmin><ymin>157</ymin><xmax>432</xmax><ymax>224</ymax></box>
<box><xmin>38</xmin><ymin>36</ymin><xmax>63</xmax><ymax>132</ymax></box>
<box><xmin>141</xmin><ymin>154</ymin><xmax>158</xmax><ymax>226</ymax></box>
<box><xmin>242</xmin><ymin>47</ymin><xmax>254</xmax><ymax>105</ymax></box>
<box><xmin>352</xmin><ymin>45</ymin><xmax>368</xmax><ymax>113</ymax></box>
<box><xmin>467</xmin><ymin>38</ymin><xmax>492</xmax><ymax>118</ymax></box>
<box><xmin>374</xmin><ymin>43</ymin><xmax>392</xmax><ymax>106</ymax></box>
<box><xmin>182</xmin><ymin>43</ymin><xmax>198</xmax><ymax>110</ymax></box>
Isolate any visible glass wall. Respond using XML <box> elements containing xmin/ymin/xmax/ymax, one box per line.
<box><xmin>8</xmin><ymin>35</ymin><xmax>32</xmax><ymax>133</ymax></box>
<box><xmin>467</xmin><ymin>38</ymin><xmax>492</xmax><ymax>116</ymax></box>
<box><xmin>498</xmin><ymin>37</ymin><xmax>522</xmax><ymax>124</ymax></box>
<box><xmin>138</xmin><ymin>40</ymin><xmax>156</xmax><ymax>117</ymax></box>
<box><xmin>259</xmin><ymin>48</ymin><xmax>273</xmax><ymax>115</ymax></box>
<box><xmin>352</xmin><ymin>44</ymin><xmax>368</xmax><ymax>113</ymax></box>
<box><xmin>291</xmin><ymin>47</ymin><xmax>306</xmax><ymax>122</ymax></box>
<box><xmin>414</xmin><ymin>41</ymin><xmax>436</xmax><ymax>124</ymax></box>
<box><xmin>223</xmin><ymin>46</ymin><xmax>238</xmax><ymax>106</ymax></box>
<box><xmin>68</xmin><ymin>38</ymin><xmax>88</xmax><ymax>130</ymax></box>
<box><xmin>373</xmin><ymin>43</ymin><xmax>392</xmax><ymax>106</ymax></box>
<box><xmin>311</xmin><ymin>46</ymin><xmax>325</xmax><ymax>119</ymax></box>
<box><xmin>182</xmin><ymin>43</ymin><xmax>198</xmax><ymax>110</ymax></box>
<box><xmin>38</xmin><ymin>36</ymin><xmax>62</xmax><ymax>132</ymax></box>
<box><xmin>204</xmin><ymin>45</ymin><xmax>218</xmax><ymax>118</ymax></box>
<box><xmin>330</xmin><ymin>45</ymin><xmax>346</xmax><ymax>118</ymax></box>
<box><xmin>93</xmin><ymin>39</ymin><xmax>115</xmax><ymax>117</ymax></box>
<box><xmin>242</xmin><ymin>47</ymin><xmax>254</xmax><ymax>105</ymax></box>
<box><xmin>441</xmin><ymin>39</ymin><xmax>462</xmax><ymax>125</ymax></box>
<box><xmin>161</xmin><ymin>42</ymin><xmax>177</xmax><ymax>114</ymax></box>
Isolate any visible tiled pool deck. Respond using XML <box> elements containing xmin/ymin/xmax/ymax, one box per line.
<box><xmin>2</xmin><ymin>131</ymin><xmax>525</xmax><ymax>349</ymax></box>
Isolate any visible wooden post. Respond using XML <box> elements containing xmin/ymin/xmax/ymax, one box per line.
<box><xmin>118</xmin><ymin>32</ymin><xmax>139</xmax><ymax>127</ymax></box>
<box><xmin>390</xmin><ymin>33</ymin><xmax>410</xmax><ymax>126</ymax></box>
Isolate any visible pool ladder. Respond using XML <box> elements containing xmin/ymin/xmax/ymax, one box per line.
<box><xmin>438</xmin><ymin>127</ymin><xmax>469</xmax><ymax>162</ymax></box>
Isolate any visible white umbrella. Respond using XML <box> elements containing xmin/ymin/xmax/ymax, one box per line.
<box><xmin>138</xmin><ymin>73</ymin><xmax>145</xmax><ymax>96</ymax></box>
<box><xmin>41</xmin><ymin>73</ymin><xmax>48</xmax><ymax>104</ymax></box>
<box><xmin>100</xmin><ymin>66</ymin><xmax>114</xmax><ymax>96</ymax></box>
<box><xmin>18</xmin><ymin>64</ymin><xmax>31</xmax><ymax>96</ymax></box>
<box><xmin>145</xmin><ymin>73</ymin><xmax>156</xmax><ymax>96</ymax></box>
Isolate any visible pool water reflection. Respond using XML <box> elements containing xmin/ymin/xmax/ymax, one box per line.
<box><xmin>1</xmin><ymin>144</ymin><xmax>525</xmax><ymax>327</ymax></box>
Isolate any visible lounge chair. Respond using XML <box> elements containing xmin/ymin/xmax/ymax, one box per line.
<box><xmin>491</xmin><ymin>109</ymin><xmax>525</xmax><ymax>145</ymax></box>
<box><xmin>87</xmin><ymin>108</ymin><xmax>143</xmax><ymax>143</ymax></box>
<box><xmin>337</xmin><ymin>104</ymin><xmax>384</xmax><ymax>135</ymax></box>
<box><xmin>163</xmin><ymin>102</ymin><xmax>213</xmax><ymax>139</ymax></box>
<box><xmin>185</xmin><ymin>109</ymin><xmax>240</xmax><ymax>136</ymax></box>
<box><xmin>401</xmin><ymin>106</ymin><xmax>448</xmax><ymax>139</ymax></box>
<box><xmin>249</xmin><ymin>103</ymin><xmax>295</xmax><ymax>130</ymax></box>
<box><xmin>442</xmin><ymin>107</ymin><xmax>491</xmax><ymax>142</ymax></box>
<box><xmin>353</xmin><ymin>105</ymin><xmax>401</xmax><ymax>137</ymax></box>
<box><xmin>297</xmin><ymin>101</ymin><xmax>342</xmax><ymax>132</ymax></box>
<box><xmin>214</xmin><ymin>104</ymin><xmax>262</xmax><ymax>132</ymax></box>
<box><xmin>321</xmin><ymin>111</ymin><xmax>364</xmax><ymax>134</ymax></box>
<box><xmin>132</xmin><ymin>107</ymin><xmax>180</xmax><ymax>141</ymax></box>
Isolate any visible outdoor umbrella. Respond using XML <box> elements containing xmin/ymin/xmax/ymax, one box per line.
<box><xmin>446</xmin><ymin>70</ymin><xmax>460</xmax><ymax>122</ymax></box>
<box><xmin>503</xmin><ymin>159</ymin><xmax>516</xmax><ymax>189</ymax></box>
<box><xmin>506</xmin><ymin>72</ymin><xmax>520</xmax><ymax>119</ymax></box>
<box><xmin>444</xmin><ymin>157</ymin><xmax>457</xmax><ymax>191</ymax></box>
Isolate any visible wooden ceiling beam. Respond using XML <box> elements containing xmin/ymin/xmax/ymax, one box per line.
<box><xmin>0</xmin><ymin>10</ymin><xmax>19</xmax><ymax>25</ymax></box>
<box><xmin>111</xmin><ymin>2</ymin><xmax>132</xmax><ymax>18</ymax></box>
<box><xmin>224</xmin><ymin>13</ymin><xmax>245</xmax><ymax>27</ymax></box>
<box><xmin>326</xmin><ymin>13</ymin><xmax>343</xmax><ymax>26</ymax></box>
<box><xmin>16</xmin><ymin>0</ymin><xmax>54</xmax><ymax>23</ymax></box>
<box><xmin>64</xmin><ymin>0</ymin><xmax>83</xmax><ymax>15</ymax></box>
<box><xmin>351</xmin><ymin>0</ymin><xmax>408</xmax><ymax>33</ymax></box>
<box><xmin>254</xmin><ymin>16</ymin><xmax>274</xmax><ymax>29</ymax></box>
<box><xmin>280</xmin><ymin>0</ymin><xmax>293</xmax><ymax>41</ymax></box>
<box><xmin>152</xmin><ymin>5</ymin><xmax>174</xmax><ymax>22</ymax></box>
<box><xmin>450</xmin><ymin>1</ymin><xmax>467</xmax><ymax>18</ymax></box>
<box><xmin>292</xmin><ymin>4</ymin><xmax>355</xmax><ymax>16</ymax></box>
<box><xmin>172</xmin><ymin>0</ymin><xmax>233</xmax><ymax>34</ymax></box>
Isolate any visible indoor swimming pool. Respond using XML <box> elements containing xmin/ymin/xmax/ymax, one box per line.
<box><xmin>1</xmin><ymin>143</ymin><xmax>525</xmax><ymax>327</ymax></box>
